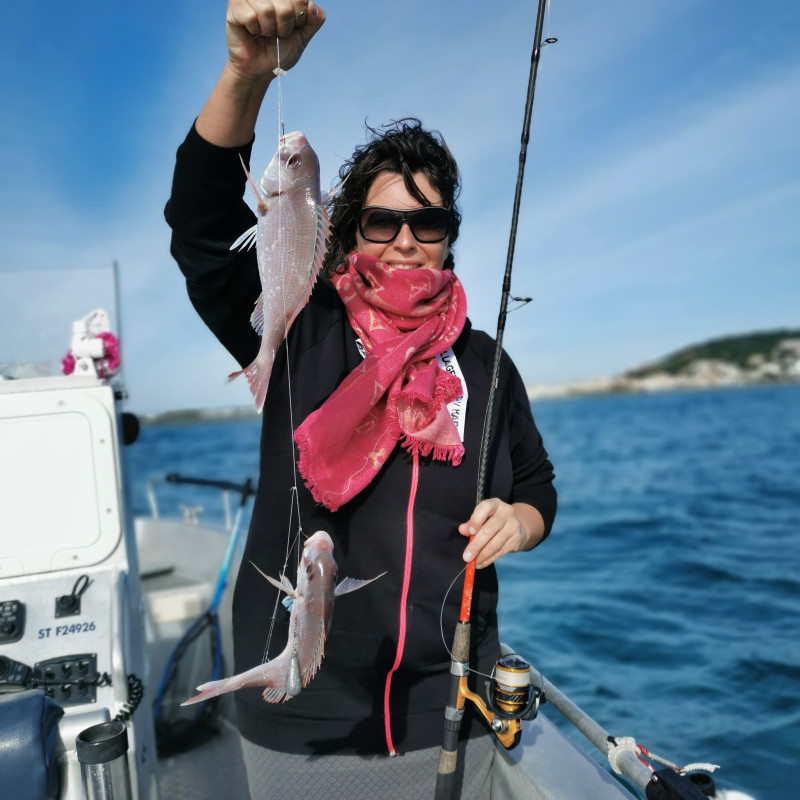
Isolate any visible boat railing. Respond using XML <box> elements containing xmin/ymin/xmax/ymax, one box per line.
<box><xmin>145</xmin><ymin>473</ymin><xmax>254</xmax><ymax>532</ymax></box>
<box><xmin>520</xmin><ymin>657</ymin><xmax>717</xmax><ymax>798</ymax></box>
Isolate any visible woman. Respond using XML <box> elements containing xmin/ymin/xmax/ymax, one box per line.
<box><xmin>165</xmin><ymin>2</ymin><xmax>556</xmax><ymax>797</ymax></box>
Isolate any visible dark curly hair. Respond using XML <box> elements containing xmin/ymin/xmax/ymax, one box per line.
<box><xmin>323</xmin><ymin>118</ymin><xmax>462</xmax><ymax>275</ymax></box>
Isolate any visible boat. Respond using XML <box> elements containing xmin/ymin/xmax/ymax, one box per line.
<box><xmin>0</xmin><ymin>312</ymin><xmax>724</xmax><ymax>800</ymax></box>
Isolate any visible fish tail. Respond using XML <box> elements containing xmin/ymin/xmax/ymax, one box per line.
<box><xmin>180</xmin><ymin>675</ymin><xmax>239</xmax><ymax>706</ymax></box>
<box><xmin>181</xmin><ymin>659</ymin><xmax>285</xmax><ymax>706</ymax></box>
<box><xmin>228</xmin><ymin>351</ymin><xmax>274</xmax><ymax>414</ymax></box>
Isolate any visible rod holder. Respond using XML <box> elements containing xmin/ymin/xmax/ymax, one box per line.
<box><xmin>76</xmin><ymin>720</ymin><xmax>133</xmax><ymax>800</ymax></box>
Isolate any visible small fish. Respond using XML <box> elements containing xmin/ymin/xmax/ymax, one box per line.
<box><xmin>182</xmin><ymin>531</ymin><xmax>383</xmax><ymax>705</ymax></box>
<box><xmin>229</xmin><ymin>131</ymin><xmax>330</xmax><ymax>413</ymax></box>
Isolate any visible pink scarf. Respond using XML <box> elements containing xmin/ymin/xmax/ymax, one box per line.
<box><xmin>294</xmin><ymin>253</ymin><xmax>467</xmax><ymax>511</ymax></box>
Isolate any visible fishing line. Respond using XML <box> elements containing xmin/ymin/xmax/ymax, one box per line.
<box><xmin>273</xmin><ymin>38</ymin><xmax>305</xmax><ymax>554</ymax></box>
<box><xmin>260</xmin><ymin>488</ymin><xmax>304</xmax><ymax>665</ymax></box>
<box><xmin>257</xmin><ymin>32</ymin><xmax>310</xmax><ymax>666</ymax></box>
<box><xmin>274</xmin><ymin>38</ymin><xmax>287</xmax><ymax>138</ymax></box>
<box><xmin>436</xmin><ymin>565</ymin><xmax>494</xmax><ymax>683</ymax></box>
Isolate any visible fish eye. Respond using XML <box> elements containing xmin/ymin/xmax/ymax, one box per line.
<box><xmin>305</xmin><ymin>563</ymin><xmax>314</xmax><ymax>579</ymax></box>
<box><xmin>287</xmin><ymin>154</ymin><xmax>300</xmax><ymax>168</ymax></box>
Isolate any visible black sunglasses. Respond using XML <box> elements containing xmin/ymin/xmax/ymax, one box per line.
<box><xmin>357</xmin><ymin>206</ymin><xmax>450</xmax><ymax>244</ymax></box>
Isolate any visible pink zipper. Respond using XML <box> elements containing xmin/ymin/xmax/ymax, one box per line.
<box><xmin>383</xmin><ymin>451</ymin><xmax>420</xmax><ymax>755</ymax></box>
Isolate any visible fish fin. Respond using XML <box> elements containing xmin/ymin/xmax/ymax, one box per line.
<box><xmin>335</xmin><ymin>572</ymin><xmax>387</xmax><ymax>597</ymax></box>
<box><xmin>230</xmin><ymin>224</ymin><xmax>258</xmax><ymax>252</ymax></box>
<box><xmin>239</xmin><ymin>153</ymin><xmax>267</xmax><ymax>214</ymax></box>
<box><xmin>301</xmin><ymin>619</ymin><xmax>327</xmax><ymax>688</ymax></box>
<box><xmin>320</xmin><ymin>174</ymin><xmax>348</xmax><ymax>205</ymax></box>
<box><xmin>228</xmin><ymin>350</ymin><xmax>275</xmax><ymax>413</ymax></box>
<box><xmin>314</xmin><ymin>204</ymin><xmax>332</xmax><ymax>276</ymax></box>
<box><xmin>250</xmin><ymin>293</ymin><xmax>265</xmax><ymax>335</ymax></box>
<box><xmin>260</xmin><ymin>656</ymin><xmax>292</xmax><ymax>703</ymax></box>
<box><xmin>262</xmin><ymin>686</ymin><xmax>287</xmax><ymax>703</ymax></box>
<box><xmin>264</xmin><ymin>573</ymin><xmax>295</xmax><ymax>596</ymax></box>
<box><xmin>250</xmin><ymin>561</ymin><xmax>296</xmax><ymax>597</ymax></box>
<box><xmin>278</xmin><ymin>204</ymin><xmax>330</xmax><ymax>338</ymax></box>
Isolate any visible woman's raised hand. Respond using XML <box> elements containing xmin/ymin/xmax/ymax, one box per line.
<box><xmin>196</xmin><ymin>1</ymin><xmax>325</xmax><ymax>147</ymax></box>
<box><xmin>225</xmin><ymin>0</ymin><xmax>326</xmax><ymax>80</ymax></box>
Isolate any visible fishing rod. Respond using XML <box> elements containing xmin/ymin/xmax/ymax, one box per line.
<box><xmin>434</xmin><ymin>1</ymin><xmax>556</xmax><ymax>797</ymax></box>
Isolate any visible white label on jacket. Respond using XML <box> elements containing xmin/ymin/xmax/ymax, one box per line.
<box><xmin>436</xmin><ymin>348</ymin><xmax>468</xmax><ymax>443</ymax></box>
<box><xmin>354</xmin><ymin>339</ymin><xmax>468</xmax><ymax>443</ymax></box>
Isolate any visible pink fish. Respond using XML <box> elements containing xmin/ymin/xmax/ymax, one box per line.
<box><xmin>182</xmin><ymin>531</ymin><xmax>382</xmax><ymax>705</ymax></box>
<box><xmin>229</xmin><ymin>131</ymin><xmax>330</xmax><ymax>412</ymax></box>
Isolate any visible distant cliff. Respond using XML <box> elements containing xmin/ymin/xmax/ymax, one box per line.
<box><xmin>140</xmin><ymin>329</ymin><xmax>800</xmax><ymax>421</ymax></box>
<box><xmin>527</xmin><ymin>328</ymin><xmax>800</xmax><ymax>400</ymax></box>
<box><xmin>139</xmin><ymin>405</ymin><xmax>257</xmax><ymax>427</ymax></box>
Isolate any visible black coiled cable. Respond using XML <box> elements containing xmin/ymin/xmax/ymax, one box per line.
<box><xmin>115</xmin><ymin>674</ymin><xmax>144</xmax><ymax>722</ymax></box>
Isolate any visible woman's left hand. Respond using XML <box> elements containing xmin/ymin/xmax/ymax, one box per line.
<box><xmin>459</xmin><ymin>499</ymin><xmax>545</xmax><ymax>569</ymax></box>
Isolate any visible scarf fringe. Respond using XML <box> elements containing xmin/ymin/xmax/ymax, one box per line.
<box><xmin>400</xmin><ymin>433</ymin><xmax>464</xmax><ymax>466</ymax></box>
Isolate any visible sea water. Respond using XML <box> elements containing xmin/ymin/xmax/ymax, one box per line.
<box><xmin>124</xmin><ymin>384</ymin><xmax>800</xmax><ymax>800</ymax></box>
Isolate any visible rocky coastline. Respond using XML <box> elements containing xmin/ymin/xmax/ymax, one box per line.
<box><xmin>139</xmin><ymin>330</ymin><xmax>800</xmax><ymax>422</ymax></box>
<box><xmin>527</xmin><ymin>335</ymin><xmax>800</xmax><ymax>401</ymax></box>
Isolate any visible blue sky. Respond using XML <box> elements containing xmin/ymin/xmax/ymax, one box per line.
<box><xmin>1</xmin><ymin>0</ymin><xmax>798</xmax><ymax>413</ymax></box>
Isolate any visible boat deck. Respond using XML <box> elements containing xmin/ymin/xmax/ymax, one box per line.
<box><xmin>138</xmin><ymin>518</ymin><xmax>637</xmax><ymax>800</ymax></box>
<box><xmin>158</xmin><ymin>717</ymin><xmax>250</xmax><ymax>800</ymax></box>
<box><xmin>154</xmin><ymin>710</ymin><xmax>637</xmax><ymax>800</ymax></box>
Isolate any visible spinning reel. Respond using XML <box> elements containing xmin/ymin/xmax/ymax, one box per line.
<box><xmin>460</xmin><ymin>653</ymin><xmax>544</xmax><ymax>750</ymax></box>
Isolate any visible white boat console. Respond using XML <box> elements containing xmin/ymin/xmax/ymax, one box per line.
<box><xmin>0</xmin><ymin>374</ymin><xmax>157</xmax><ymax>800</ymax></box>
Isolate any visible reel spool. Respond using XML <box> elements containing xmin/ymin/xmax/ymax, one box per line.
<box><xmin>486</xmin><ymin>654</ymin><xmax>543</xmax><ymax>723</ymax></box>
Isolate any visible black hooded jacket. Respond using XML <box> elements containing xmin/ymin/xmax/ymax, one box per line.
<box><xmin>165</xmin><ymin>124</ymin><xmax>556</xmax><ymax>754</ymax></box>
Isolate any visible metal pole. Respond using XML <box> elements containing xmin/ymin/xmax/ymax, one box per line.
<box><xmin>528</xmin><ymin>667</ymin><xmax>654</xmax><ymax>792</ymax></box>
<box><xmin>529</xmin><ymin>667</ymin><xmax>714</xmax><ymax>799</ymax></box>
<box><xmin>111</xmin><ymin>259</ymin><xmax>128</xmax><ymax>400</ymax></box>
<box><xmin>434</xmin><ymin>2</ymin><xmax>552</xmax><ymax>797</ymax></box>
